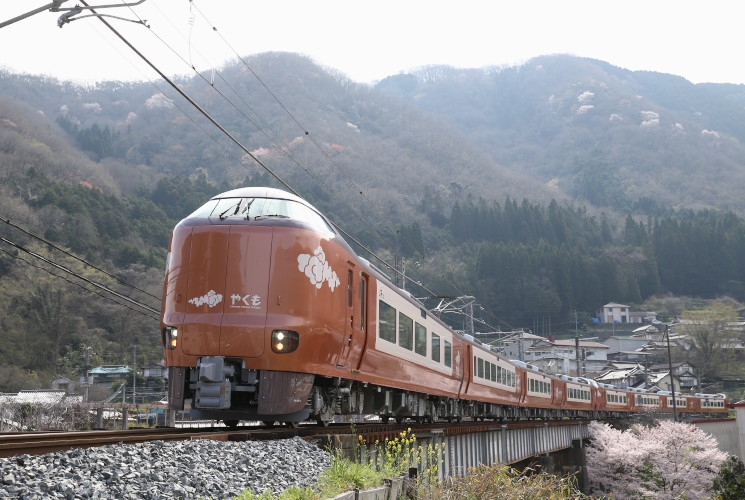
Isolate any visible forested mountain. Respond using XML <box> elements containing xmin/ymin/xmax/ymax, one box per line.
<box><xmin>1</xmin><ymin>53</ymin><xmax>745</xmax><ymax>390</ymax></box>
<box><xmin>377</xmin><ymin>55</ymin><xmax>745</xmax><ymax>215</ymax></box>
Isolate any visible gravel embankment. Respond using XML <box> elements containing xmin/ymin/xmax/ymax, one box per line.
<box><xmin>0</xmin><ymin>436</ymin><xmax>331</xmax><ymax>499</ymax></box>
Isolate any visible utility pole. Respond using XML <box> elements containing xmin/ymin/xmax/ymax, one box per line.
<box><xmin>132</xmin><ymin>345</ymin><xmax>137</xmax><ymax>405</ymax></box>
<box><xmin>665</xmin><ymin>325</ymin><xmax>678</xmax><ymax>422</ymax></box>
<box><xmin>518</xmin><ymin>330</ymin><xmax>524</xmax><ymax>362</ymax></box>
<box><xmin>574</xmin><ymin>310</ymin><xmax>581</xmax><ymax>377</ymax></box>
<box><xmin>81</xmin><ymin>345</ymin><xmax>94</xmax><ymax>403</ymax></box>
<box><xmin>394</xmin><ymin>256</ymin><xmax>406</xmax><ymax>290</ymax></box>
<box><xmin>466</xmin><ymin>302</ymin><xmax>474</xmax><ymax>336</ymax></box>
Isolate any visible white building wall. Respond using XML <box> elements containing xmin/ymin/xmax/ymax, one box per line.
<box><xmin>604</xmin><ymin>337</ymin><xmax>648</xmax><ymax>355</ymax></box>
<box><xmin>695</xmin><ymin>418</ymin><xmax>741</xmax><ymax>460</ymax></box>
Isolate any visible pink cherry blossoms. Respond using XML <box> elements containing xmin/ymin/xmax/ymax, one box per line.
<box><xmin>586</xmin><ymin>420</ymin><xmax>728</xmax><ymax>499</ymax></box>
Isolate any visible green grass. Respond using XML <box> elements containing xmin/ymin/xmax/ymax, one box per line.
<box><xmin>230</xmin><ymin>453</ymin><xmax>387</xmax><ymax>500</ymax></box>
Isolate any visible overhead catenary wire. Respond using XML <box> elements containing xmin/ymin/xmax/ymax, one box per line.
<box><xmin>154</xmin><ymin>2</ymin><xmax>518</xmax><ymax>332</ymax></box>
<box><xmin>82</xmin><ymin>1</ymin><xmax>444</xmax><ymax>298</ymax></box>
<box><xmin>0</xmin><ymin>215</ymin><xmax>161</xmax><ymax>302</ymax></box>
<box><xmin>0</xmin><ymin>245</ymin><xmax>159</xmax><ymax>321</ymax></box>
<box><xmin>177</xmin><ymin>4</ymin><xmax>511</xmax><ymax>330</ymax></box>
<box><xmin>77</xmin><ymin>0</ymin><xmax>300</xmax><ymax>199</ymax></box>
<box><xmin>123</xmin><ymin>2</ymin><xmax>379</xmax><ymax>261</ymax></box>
<box><xmin>183</xmin><ymin>2</ymin><xmax>388</xmax><ymax>229</ymax></box>
<box><xmin>0</xmin><ymin>236</ymin><xmax>160</xmax><ymax>317</ymax></box>
<box><xmin>4</xmin><ymin>1</ymin><xmax>509</xmax><ymax>340</ymax></box>
<box><xmin>74</xmin><ymin>0</ymin><xmax>508</xmax><ymax>332</ymax></box>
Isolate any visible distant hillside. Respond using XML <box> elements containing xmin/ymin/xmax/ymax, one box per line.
<box><xmin>3</xmin><ymin>53</ymin><xmax>745</xmax><ymax>389</ymax></box>
<box><xmin>0</xmin><ymin>54</ymin><xmax>558</xmax><ymax>234</ymax></box>
<box><xmin>376</xmin><ymin>54</ymin><xmax>745</xmax><ymax>216</ymax></box>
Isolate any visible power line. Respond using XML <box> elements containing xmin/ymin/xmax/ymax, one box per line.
<box><xmin>83</xmin><ymin>1</ymin><xmax>441</xmax><ymax>298</ymax></box>
<box><xmin>79</xmin><ymin>1</ymin><xmax>507</xmax><ymax>332</ymax></box>
<box><xmin>79</xmin><ymin>0</ymin><xmax>300</xmax><ymax>198</ymax></box>
<box><xmin>0</xmin><ymin>236</ymin><xmax>160</xmax><ymax>317</ymax></box>
<box><xmin>0</xmin><ymin>215</ymin><xmax>160</xmax><ymax>302</ymax></box>
<box><xmin>0</xmin><ymin>243</ymin><xmax>159</xmax><ymax>321</ymax></box>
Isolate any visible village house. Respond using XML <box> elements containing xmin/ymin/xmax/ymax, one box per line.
<box><xmin>87</xmin><ymin>365</ymin><xmax>132</xmax><ymax>388</ymax></box>
<box><xmin>594</xmin><ymin>360</ymin><xmax>696</xmax><ymax>393</ymax></box>
<box><xmin>596</xmin><ymin>303</ymin><xmax>657</xmax><ymax>324</ymax></box>
<box><xmin>510</xmin><ymin>338</ymin><xmax>610</xmax><ymax>375</ymax></box>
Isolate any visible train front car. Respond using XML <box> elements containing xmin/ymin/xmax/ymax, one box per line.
<box><xmin>161</xmin><ymin>187</ymin><xmax>360</xmax><ymax>426</ymax></box>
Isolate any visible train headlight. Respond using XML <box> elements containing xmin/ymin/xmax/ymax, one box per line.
<box><xmin>271</xmin><ymin>330</ymin><xmax>299</xmax><ymax>353</ymax></box>
<box><xmin>163</xmin><ymin>326</ymin><xmax>179</xmax><ymax>350</ymax></box>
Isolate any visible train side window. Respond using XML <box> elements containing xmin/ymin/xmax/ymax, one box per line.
<box><xmin>491</xmin><ymin>363</ymin><xmax>496</xmax><ymax>382</ymax></box>
<box><xmin>398</xmin><ymin>312</ymin><xmax>413</xmax><ymax>350</ymax></box>
<box><xmin>378</xmin><ymin>300</ymin><xmax>396</xmax><ymax>343</ymax></box>
<box><xmin>431</xmin><ymin>334</ymin><xmax>441</xmax><ymax>362</ymax></box>
<box><xmin>484</xmin><ymin>361</ymin><xmax>491</xmax><ymax>380</ymax></box>
<box><xmin>444</xmin><ymin>341</ymin><xmax>452</xmax><ymax>368</ymax></box>
<box><xmin>478</xmin><ymin>358</ymin><xmax>484</xmax><ymax>378</ymax></box>
<box><xmin>415</xmin><ymin>323</ymin><xmax>427</xmax><ymax>356</ymax></box>
<box><xmin>360</xmin><ymin>276</ymin><xmax>367</xmax><ymax>331</ymax></box>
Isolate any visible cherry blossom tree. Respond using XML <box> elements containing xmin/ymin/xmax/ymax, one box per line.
<box><xmin>586</xmin><ymin>420</ymin><xmax>727</xmax><ymax>499</ymax></box>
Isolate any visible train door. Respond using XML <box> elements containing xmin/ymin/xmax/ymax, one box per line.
<box><xmin>335</xmin><ymin>264</ymin><xmax>359</xmax><ymax>368</ymax></box>
<box><xmin>350</xmin><ymin>272</ymin><xmax>369</xmax><ymax>371</ymax></box>
<box><xmin>455</xmin><ymin>343</ymin><xmax>467</xmax><ymax>398</ymax></box>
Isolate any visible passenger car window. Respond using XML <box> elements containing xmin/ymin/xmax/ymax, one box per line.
<box><xmin>378</xmin><ymin>300</ymin><xmax>396</xmax><ymax>343</ymax></box>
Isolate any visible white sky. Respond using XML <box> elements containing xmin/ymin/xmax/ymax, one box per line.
<box><xmin>1</xmin><ymin>1</ymin><xmax>744</xmax><ymax>86</ymax></box>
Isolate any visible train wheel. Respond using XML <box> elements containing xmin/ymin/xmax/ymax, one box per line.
<box><xmin>316</xmin><ymin>415</ymin><xmax>333</xmax><ymax>427</ymax></box>
<box><xmin>262</xmin><ymin>421</ymin><xmax>276</xmax><ymax>428</ymax></box>
<box><xmin>286</xmin><ymin>421</ymin><xmax>300</xmax><ymax>429</ymax></box>
<box><xmin>315</xmin><ymin>405</ymin><xmax>335</xmax><ymax>427</ymax></box>
<box><xmin>381</xmin><ymin>416</ymin><xmax>390</xmax><ymax>424</ymax></box>
<box><xmin>223</xmin><ymin>419</ymin><xmax>239</xmax><ymax>429</ymax></box>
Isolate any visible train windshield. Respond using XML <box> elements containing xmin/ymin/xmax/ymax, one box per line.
<box><xmin>188</xmin><ymin>197</ymin><xmax>335</xmax><ymax>234</ymax></box>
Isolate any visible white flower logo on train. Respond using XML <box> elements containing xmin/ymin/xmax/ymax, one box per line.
<box><xmin>188</xmin><ymin>290</ymin><xmax>223</xmax><ymax>308</ymax></box>
<box><xmin>297</xmin><ymin>246</ymin><xmax>340</xmax><ymax>291</ymax></box>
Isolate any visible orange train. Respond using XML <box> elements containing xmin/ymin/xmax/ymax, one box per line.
<box><xmin>160</xmin><ymin>187</ymin><xmax>729</xmax><ymax>426</ymax></box>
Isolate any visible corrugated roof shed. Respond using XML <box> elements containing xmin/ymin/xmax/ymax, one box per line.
<box><xmin>90</xmin><ymin>365</ymin><xmax>132</xmax><ymax>375</ymax></box>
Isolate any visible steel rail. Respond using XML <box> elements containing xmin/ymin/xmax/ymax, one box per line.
<box><xmin>0</xmin><ymin>419</ymin><xmax>595</xmax><ymax>458</ymax></box>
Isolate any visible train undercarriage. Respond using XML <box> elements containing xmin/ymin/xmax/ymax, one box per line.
<box><xmin>169</xmin><ymin>357</ymin><xmax>614</xmax><ymax>427</ymax></box>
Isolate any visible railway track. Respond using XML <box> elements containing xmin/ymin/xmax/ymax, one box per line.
<box><xmin>0</xmin><ymin>419</ymin><xmax>590</xmax><ymax>459</ymax></box>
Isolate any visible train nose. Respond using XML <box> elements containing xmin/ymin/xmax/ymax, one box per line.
<box><xmin>182</xmin><ymin>226</ymin><xmax>273</xmax><ymax>357</ymax></box>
